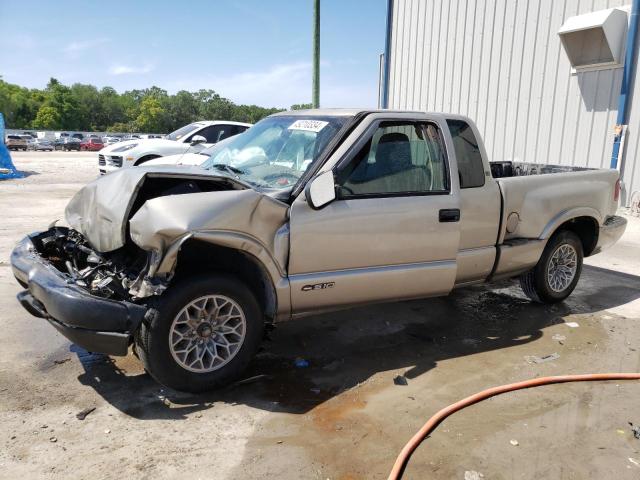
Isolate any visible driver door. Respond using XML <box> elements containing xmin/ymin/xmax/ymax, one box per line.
<box><xmin>288</xmin><ymin>116</ymin><xmax>461</xmax><ymax>315</ymax></box>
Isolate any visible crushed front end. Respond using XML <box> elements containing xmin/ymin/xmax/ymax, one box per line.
<box><xmin>11</xmin><ymin>226</ymin><xmax>149</xmax><ymax>355</ymax></box>
<box><xmin>11</xmin><ymin>166</ymin><xmax>287</xmax><ymax>355</ymax></box>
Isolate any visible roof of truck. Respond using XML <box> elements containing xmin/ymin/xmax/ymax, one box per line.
<box><xmin>272</xmin><ymin>108</ymin><xmax>365</xmax><ymax>117</ymax></box>
<box><xmin>272</xmin><ymin>108</ymin><xmax>461</xmax><ymax>117</ymax></box>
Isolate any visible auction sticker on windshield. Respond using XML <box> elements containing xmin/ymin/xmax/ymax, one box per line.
<box><xmin>288</xmin><ymin>119</ymin><xmax>328</xmax><ymax>133</ymax></box>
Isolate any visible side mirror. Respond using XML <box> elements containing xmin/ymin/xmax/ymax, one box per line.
<box><xmin>305</xmin><ymin>170</ymin><xmax>336</xmax><ymax>209</ymax></box>
<box><xmin>190</xmin><ymin>135</ymin><xmax>207</xmax><ymax>145</ymax></box>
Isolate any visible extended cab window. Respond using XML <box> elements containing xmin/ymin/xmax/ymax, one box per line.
<box><xmin>447</xmin><ymin>119</ymin><xmax>485</xmax><ymax>188</ymax></box>
<box><xmin>337</xmin><ymin>121</ymin><xmax>448</xmax><ymax>197</ymax></box>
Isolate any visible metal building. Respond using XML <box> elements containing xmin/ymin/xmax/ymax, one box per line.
<box><xmin>382</xmin><ymin>0</ymin><xmax>640</xmax><ymax>208</ymax></box>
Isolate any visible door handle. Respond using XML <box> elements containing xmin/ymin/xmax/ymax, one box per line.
<box><xmin>439</xmin><ymin>209</ymin><xmax>460</xmax><ymax>223</ymax></box>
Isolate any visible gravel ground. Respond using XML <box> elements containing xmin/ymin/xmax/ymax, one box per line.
<box><xmin>1</xmin><ymin>151</ymin><xmax>639</xmax><ymax>479</ymax></box>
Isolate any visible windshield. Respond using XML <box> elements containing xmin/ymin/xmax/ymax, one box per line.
<box><xmin>200</xmin><ymin>115</ymin><xmax>347</xmax><ymax>189</ymax></box>
<box><xmin>165</xmin><ymin>123</ymin><xmax>202</xmax><ymax>141</ymax></box>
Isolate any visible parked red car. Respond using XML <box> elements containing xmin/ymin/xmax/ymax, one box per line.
<box><xmin>80</xmin><ymin>138</ymin><xmax>104</xmax><ymax>151</ymax></box>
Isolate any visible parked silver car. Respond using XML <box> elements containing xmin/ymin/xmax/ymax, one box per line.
<box><xmin>29</xmin><ymin>139</ymin><xmax>54</xmax><ymax>151</ymax></box>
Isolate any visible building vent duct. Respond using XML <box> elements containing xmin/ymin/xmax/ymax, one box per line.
<box><xmin>559</xmin><ymin>7</ymin><xmax>628</xmax><ymax>72</ymax></box>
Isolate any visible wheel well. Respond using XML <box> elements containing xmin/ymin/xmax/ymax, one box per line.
<box><xmin>555</xmin><ymin>216</ymin><xmax>598</xmax><ymax>257</ymax></box>
<box><xmin>171</xmin><ymin>240</ymin><xmax>277</xmax><ymax>322</ymax></box>
<box><xmin>134</xmin><ymin>154</ymin><xmax>160</xmax><ymax>166</ymax></box>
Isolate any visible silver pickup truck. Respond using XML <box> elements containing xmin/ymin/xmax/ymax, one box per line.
<box><xmin>11</xmin><ymin>109</ymin><xmax>626</xmax><ymax>392</ymax></box>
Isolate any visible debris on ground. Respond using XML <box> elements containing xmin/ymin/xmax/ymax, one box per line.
<box><xmin>552</xmin><ymin>334</ymin><xmax>566</xmax><ymax>343</ymax></box>
<box><xmin>629</xmin><ymin>458</ymin><xmax>640</xmax><ymax>468</ymax></box>
<box><xmin>510</xmin><ymin>439</ymin><xmax>519</xmax><ymax>446</ymax></box>
<box><xmin>232</xmin><ymin>374</ymin><xmax>271</xmax><ymax>387</ymax></box>
<box><xmin>322</xmin><ymin>359</ymin><xmax>343</xmax><ymax>371</ymax></box>
<box><xmin>629</xmin><ymin>422</ymin><xmax>640</xmax><ymax>439</ymax></box>
<box><xmin>393</xmin><ymin>375</ymin><xmax>409</xmax><ymax>386</ymax></box>
<box><xmin>464</xmin><ymin>471</ymin><xmax>484</xmax><ymax>480</ymax></box>
<box><xmin>104</xmin><ymin>429</ymin><xmax>110</xmax><ymax>434</ymax></box>
<box><xmin>565</xmin><ymin>322</ymin><xmax>580</xmax><ymax>328</ymax></box>
<box><xmin>49</xmin><ymin>437</ymin><xmax>57</xmax><ymax>443</ymax></box>
<box><xmin>294</xmin><ymin>357</ymin><xmax>309</xmax><ymax>368</ymax></box>
<box><xmin>525</xmin><ymin>353</ymin><xmax>560</xmax><ymax>364</ymax></box>
<box><xmin>53</xmin><ymin>358</ymin><xmax>71</xmax><ymax>365</ymax></box>
<box><xmin>76</xmin><ymin>407</ymin><xmax>96</xmax><ymax>420</ymax></box>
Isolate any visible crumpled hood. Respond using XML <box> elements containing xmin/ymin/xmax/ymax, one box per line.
<box><xmin>65</xmin><ymin>166</ymin><xmax>245</xmax><ymax>252</ymax></box>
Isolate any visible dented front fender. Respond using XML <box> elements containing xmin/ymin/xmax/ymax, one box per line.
<box><xmin>129</xmin><ymin>188</ymin><xmax>290</xmax><ymax>280</ymax></box>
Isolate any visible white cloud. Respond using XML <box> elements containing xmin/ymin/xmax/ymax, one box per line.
<box><xmin>167</xmin><ymin>61</ymin><xmax>377</xmax><ymax>108</ymax></box>
<box><xmin>63</xmin><ymin>38</ymin><xmax>109</xmax><ymax>54</ymax></box>
<box><xmin>108</xmin><ymin>63</ymin><xmax>155</xmax><ymax>76</ymax></box>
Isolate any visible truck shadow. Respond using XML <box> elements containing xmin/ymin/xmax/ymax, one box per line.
<box><xmin>75</xmin><ymin>264</ymin><xmax>640</xmax><ymax>420</ymax></box>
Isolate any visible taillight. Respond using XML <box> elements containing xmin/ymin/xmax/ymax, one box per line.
<box><xmin>614</xmin><ymin>179</ymin><xmax>621</xmax><ymax>202</ymax></box>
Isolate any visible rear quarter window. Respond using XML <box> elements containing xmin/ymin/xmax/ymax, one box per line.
<box><xmin>447</xmin><ymin>119</ymin><xmax>486</xmax><ymax>189</ymax></box>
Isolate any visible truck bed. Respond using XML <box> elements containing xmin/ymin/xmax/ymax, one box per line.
<box><xmin>487</xmin><ymin>161</ymin><xmax>619</xmax><ymax>280</ymax></box>
<box><xmin>492</xmin><ymin>163</ymin><xmax>618</xmax><ymax>240</ymax></box>
<box><xmin>490</xmin><ymin>160</ymin><xmax>591</xmax><ymax>178</ymax></box>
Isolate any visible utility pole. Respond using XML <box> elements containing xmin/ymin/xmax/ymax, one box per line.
<box><xmin>312</xmin><ymin>0</ymin><xmax>320</xmax><ymax>108</ymax></box>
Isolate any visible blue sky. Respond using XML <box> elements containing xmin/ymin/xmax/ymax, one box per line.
<box><xmin>0</xmin><ymin>0</ymin><xmax>387</xmax><ymax>108</ymax></box>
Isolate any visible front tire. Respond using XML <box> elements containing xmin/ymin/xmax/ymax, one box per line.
<box><xmin>135</xmin><ymin>274</ymin><xmax>264</xmax><ymax>392</ymax></box>
<box><xmin>520</xmin><ymin>230</ymin><xmax>583</xmax><ymax>304</ymax></box>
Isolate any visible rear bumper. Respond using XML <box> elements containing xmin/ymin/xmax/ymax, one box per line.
<box><xmin>11</xmin><ymin>235</ymin><xmax>147</xmax><ymax>355</ymax></box>
<box><xmin>593</xmin><ymin>215</ymin><xmax>627</xmax><ymax>255</ymax></box>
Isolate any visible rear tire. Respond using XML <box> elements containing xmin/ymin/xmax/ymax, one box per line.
<box><xmin>520</xmin><ymin>230</ymin><xmax>583</xmax><ymax>304</ymax></box>
<box><xmin>135</xmin><ymin>274</ymin><xmax>264</xmax><ymax>392</ymax></box>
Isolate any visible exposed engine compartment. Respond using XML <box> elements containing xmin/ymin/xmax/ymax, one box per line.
<box><xmin>36</xmin><ymin>175</ymin><xmax>247</xmax><ymax>302</ymax></box>
<box><xmin>31</xmin><ymin>226</ymin><xmax>147</xmax><ymax>301</ymax></box>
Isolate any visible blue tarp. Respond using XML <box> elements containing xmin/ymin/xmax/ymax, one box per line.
<box><xmin>0</xmin><ymin>113</ymin><xmax>24</xmax><ymax>180</ymax></box>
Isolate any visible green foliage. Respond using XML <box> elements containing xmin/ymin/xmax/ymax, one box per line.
<box><xmin>134</xmin><ymin>97</ymin><xmax>167</xmax><ymax>132</ymax></box>
<box><xmin>33</xmin><ymin>105</ymin><xmax>61</xmax><ymax>129</ymax></box>
<box><xmin>290</xmin><ymin>103</ymin><xmax>313</xmax><ymax>110</ymax></box>
<box><xmin>0</xmin><ymin>78</ymin><xmax>284</xmax><ymax>132</ymax></box>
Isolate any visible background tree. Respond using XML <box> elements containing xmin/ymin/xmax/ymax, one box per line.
<box><xmin>134</xmin><ymin>97</ymin><xmax>167</xmax><ymax>133</ymax></box>
<box><xmin>32</xmin><ymin>105</ymin><xmax>61</xmax><ymax>129</ymax></box>
<box><xmin>0</xmin><ymin>78</ymin><xmax>285</xmax><ymax>132</ymax></box>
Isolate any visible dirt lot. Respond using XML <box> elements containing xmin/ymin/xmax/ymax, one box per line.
<box><xmin>1</xmin><ymin>151</ymin><xmax>639</xmax><ymax>479</ymax></box>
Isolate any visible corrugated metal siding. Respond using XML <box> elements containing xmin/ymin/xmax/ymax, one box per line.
<box><xmin>623</xmin><ymin>17</ymin><xmax>640</xmax><ymax>210</ymax></box>
<box><xmin>388</xmin><ymin>0</ymin><xmax>639</xmax><ymax>206</ymax></box>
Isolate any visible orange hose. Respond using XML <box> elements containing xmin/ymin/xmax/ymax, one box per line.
<box><xmin>388</xmin><ymin>373</ymin><xmax>640</xmax><ymax>480</ymax></box>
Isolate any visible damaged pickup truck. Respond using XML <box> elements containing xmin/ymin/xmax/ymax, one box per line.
<box><xmin>11</xmin><ymin>109</ymin><xmax>627</xmax><ymax>392</ymax></box>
